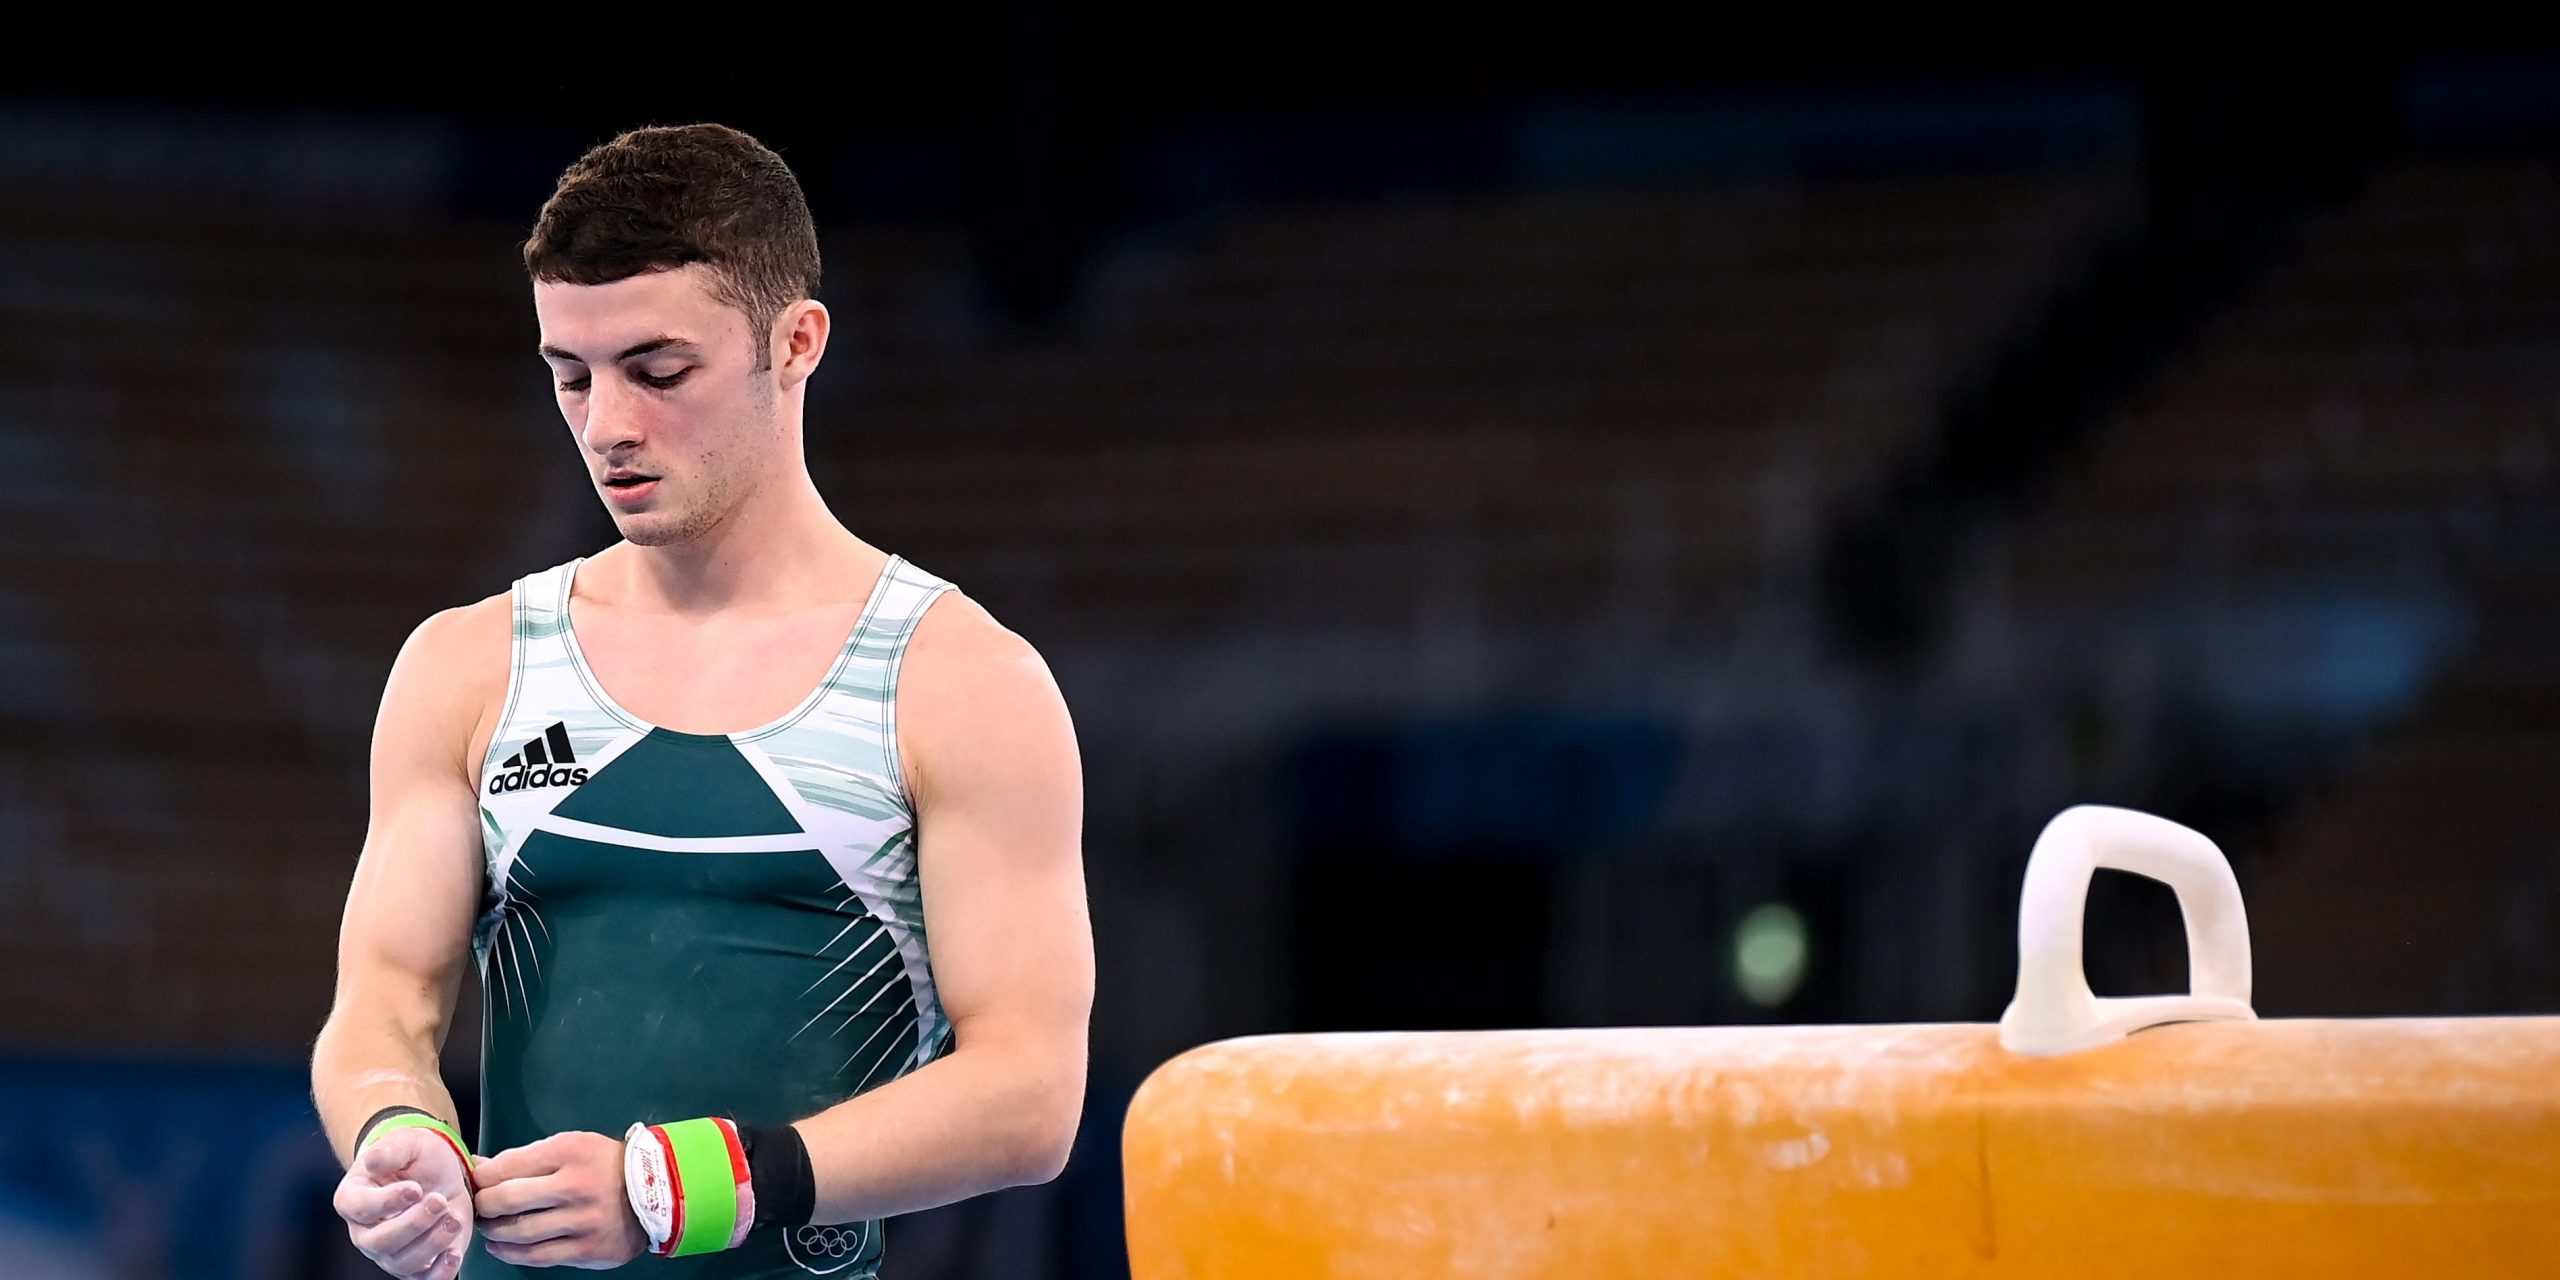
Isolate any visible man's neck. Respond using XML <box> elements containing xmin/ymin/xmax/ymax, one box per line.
<box><xmin>611</xmin><ymin>470</ymin><xmax>872</xmax><ymax>617</ymax></box>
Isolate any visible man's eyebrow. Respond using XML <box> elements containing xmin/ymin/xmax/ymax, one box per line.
<box><xmin>535</xmin><ymin>336</ymin><xmax>696</xmax><ymax>363</ymax></box>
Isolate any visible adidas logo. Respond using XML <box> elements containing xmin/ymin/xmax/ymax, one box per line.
<box><xmin>487</xmin><ymin>722</ymin><xmax>591</xmax><ymax>795</ymax></box>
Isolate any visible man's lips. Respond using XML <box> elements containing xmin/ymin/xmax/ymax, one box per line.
<box><xmin>602</xmin><ymin>473</ymin><xmax>660</xmax><ymax>504</ymax></box>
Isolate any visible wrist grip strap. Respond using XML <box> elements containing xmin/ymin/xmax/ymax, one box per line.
<box><xmin>355</xmin><ymin>1107</ymin><xmax>471</xmax><ymax>1172</ymax></box>
<box><xmin>624</xmin><ymin>1118</ymin><xmax>754</xmax><ymax>1257</ymax></box>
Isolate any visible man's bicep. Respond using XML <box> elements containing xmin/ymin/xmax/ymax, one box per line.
<box><xmin>331</xmin><ymin>607</ymin><xmax>496</xmax><ymax>1040</ymax></box>
<box><xmin>909</xmin><ymin>625</ymin><xmax>1093</xmax><ymax>1056</ymax></box>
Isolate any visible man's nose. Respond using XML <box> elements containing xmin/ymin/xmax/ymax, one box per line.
<box><xmin>580</xmin><ymin>379</ymin><xmax>642</xmax><ymax>454</ymax></box>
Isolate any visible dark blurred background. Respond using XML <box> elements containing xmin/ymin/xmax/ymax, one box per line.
<box><xmin>5</xmin><ymin>27</ymin><xmax>2559</xmax><ymax>1279</ymax></box>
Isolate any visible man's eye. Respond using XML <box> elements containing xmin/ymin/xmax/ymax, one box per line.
<box><xmin>640</xmin><ymin>370</ymin><xmax>690</xmax><ymax>390</ymax></box>
<box><xmin>557</xmin><ymin>376</ymin><xmax>591</xmax><ymax>393</ymax></box>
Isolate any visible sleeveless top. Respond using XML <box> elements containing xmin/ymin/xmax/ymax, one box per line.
<box><xmin>465</xmin><ymin>553</ymin><xmax>955</xmax><ymax>1279</ymax></box>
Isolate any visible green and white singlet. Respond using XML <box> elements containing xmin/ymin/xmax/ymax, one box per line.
<box><xmin>466</xmin><ymin>554</ymin><xmax>956</xmax><ymax>1278</ymax></box>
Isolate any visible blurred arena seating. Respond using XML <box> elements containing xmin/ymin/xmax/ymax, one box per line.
<box><xmin>0</xmin><ymin>195</ymin><xmax>554</xmax><ymax>1051</ymax></box>
<box><xmin>2007</xmin><ymin>158</ymin><xmax>2559</xmax><ymax>606</ymax></box>
<box><xmin>845</xmin><ymin>170</ymin><xmax>2137</xmax><ymax>634</ymax></box>
<box><xmin>1991</xmin><ymin>156</ymin><xmax>2560</xmax><ymax>1014</ymax></box>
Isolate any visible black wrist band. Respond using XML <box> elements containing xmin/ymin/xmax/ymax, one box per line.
<box><xmin>353</xmin><ymin>1105</ymin><xmax>435</xmax><ymax>1162</ymax></box>
<box><xmin>738</xmin><ymin>1122</ymin><xmax>817</xmax><ymax>1230</ymax></box>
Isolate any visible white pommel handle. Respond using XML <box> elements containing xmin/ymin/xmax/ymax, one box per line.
<box><xmin>1998</xmin><ymin>804</ymin><xmax>2257</xmax><ymax>1057</ymax></box>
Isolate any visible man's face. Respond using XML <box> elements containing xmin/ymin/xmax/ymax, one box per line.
<box><xmin>534</xmin><ymin>264</ymin><xmax>778</xmax><ymax>547</ymax></box>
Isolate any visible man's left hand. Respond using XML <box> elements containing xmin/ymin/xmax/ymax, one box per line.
<box><xmin>471</xmin><ymin>1131</ymin><xmax>648</xmax><ymax>1269</ymax></box>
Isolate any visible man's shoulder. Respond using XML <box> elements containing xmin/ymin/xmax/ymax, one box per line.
<box><xmin>373</xmin><ymin>588</ymin><xmax>517</xmax><ymax>773</ymax></box>
<box><xmin>410</xmin><ymin>590</ymin><xmax>514</xmax><ymax>664</ymax></box>
<box><xmin>899</xmin><ymin>590</ymin><xmax>1063</xmax><ymax>726</ymax></box>
<box><xmin>906</xmin><ymin>589</ymin><xmax>1044</xmax><ymax>678</ymax></box>
<box><xmin>388</xmin><ymin>589</ymin><xmax>514</xmax><ymax>701</ymax></box>
<box><xmin>896</xmin><ymin>589</ymin><xmax>1075</xmax><ymax>804</ymax></box>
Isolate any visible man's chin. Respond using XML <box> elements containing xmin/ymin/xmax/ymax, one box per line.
<box><xmin>610</xmin><ymin>511</ymin><xmax>689</xmax><ymax>547</ymax></box>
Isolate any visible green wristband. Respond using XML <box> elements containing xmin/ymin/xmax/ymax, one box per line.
<box><xmin>357</xmin><ymin>1109</ymin><xmax>472</xmax><ymax>1170</ymax></box>
<box><xmin>666</xmin><ymin>1119</ymin><xmax>741</xmax><ymax>1257</ymax></box>
<box><xmin>624</xmin><ymin>1117</ymin><xmax>754</xmax><ymax>1258</ymax></box>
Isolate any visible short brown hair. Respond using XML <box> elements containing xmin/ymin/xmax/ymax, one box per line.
<box><xmin>523</xmin><ymin>124</ymin><xmax>821</xmax><ymax>367</ymax></box>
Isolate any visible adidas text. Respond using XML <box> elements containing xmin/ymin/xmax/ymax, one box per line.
<box><xmin>488</xmin><ymin>764</ymin><xmax>590</xmax><ymax>794</ymax></box>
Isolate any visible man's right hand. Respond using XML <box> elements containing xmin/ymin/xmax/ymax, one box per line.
<box><xmin>333</xmin><ymin>1126</ymin><xmax>475</xmax><ymax>1279</ymax></box>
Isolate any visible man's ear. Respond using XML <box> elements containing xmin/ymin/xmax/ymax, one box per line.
<box><xmin>775</xmin><ymin>300</ymin><xmax>830</xmax><ymax>387</ymax></box>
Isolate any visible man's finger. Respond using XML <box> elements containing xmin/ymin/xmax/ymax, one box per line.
<box><xmin>478</xmin><ymin>1204</ymin><xmax>583</xmax><ymax>1246</ymax></box>
<box><xmin>334</xmin><ymin>1175</ymin><xmax>420</xmax><ymax>1227</ymax></box>
<box><xmin>359</xmin><ymin>1140</ymin><xmax>406</xmax><ymax>1180</ymax></box>
<box><xmin>376</xmin><ymin>1203</ymin><xmax>463</xmax><ymax>1278</ymax></box>
<box><xmin>353</xmin><ymin>1192</ymin><xmax>448</xmax><ymax>1263</ymax></box>
<box><xmin>373</xmin><ymin>1126</ymin><xmax>471</xmax><ymax>1182</ymax></box>
<box><xmin>471</xmin><ymin>1170</ymin><xmax>569</xmax><ymax>1221</ymax></box>
<box><xmin>471</xmin><ymin>1140</ymin><xmax>563</xmax><ymax>1186</ymax></box>
<box><xmin>400</xmin><ymin>1249</ymin><xmax>460</xmax><ymax>1280</ymax></box>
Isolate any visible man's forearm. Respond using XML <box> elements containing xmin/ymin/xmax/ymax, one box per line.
<box><xmin>792</xmin><ymin>1044</ymin><xmax>1081</xmax><ymax>1224</ymax></box>
<box><xmin>312</xmin><ymin>1015</ymin><xmax>463</xmax><ymax>1168</ymax></box>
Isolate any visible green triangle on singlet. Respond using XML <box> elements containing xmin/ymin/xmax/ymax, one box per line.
<box><xmin>549</xmin><ymin>728</ymin><xmax>804</xmax><ymax>838</ymax></box>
